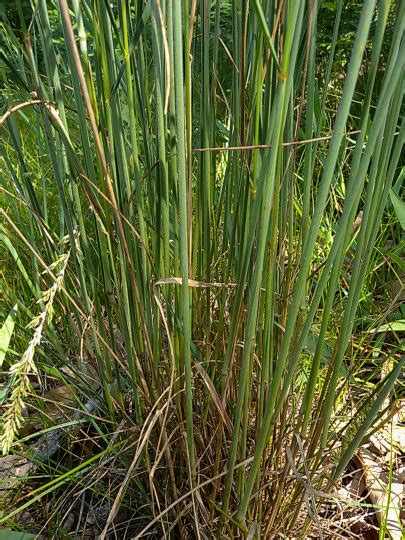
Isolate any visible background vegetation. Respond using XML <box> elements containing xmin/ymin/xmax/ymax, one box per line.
<box><xmin>0</xmin><ymin>0</ymin><xmax>403</xmax><ymax>537</ymax></box>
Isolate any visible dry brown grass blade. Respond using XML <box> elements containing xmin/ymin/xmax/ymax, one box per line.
<box><xmin>134</xmin><ymin>456</ymin><xmax>254</xmax><ymax>539</ymax></box>
<box><xmin>99</xmin><ymin>409</ymin><xmax>164</xmax><ymax>539</ymax></box>
<box><xmin>357</xmin><ymin>447</ymin><xmax>403</xmax><ymax>539</ymax></box>
<box><xmin>99</xmin><ymin>384</ymin><xmax>180</xmax><ymax>539</ymax></box>
<box><xmin>193</xmin><ymin>361</ymin><xmax>232</xmax><ymax>430</ymax></box>
<box><xmin>155</xmin><ymin>277</ymin><xmax>236</xmax><ymax>289</ymax></box>
<box><xmin>0</xmin><ymin>100</ymin><xmax>43</xmax><ymax>126</ymax></box>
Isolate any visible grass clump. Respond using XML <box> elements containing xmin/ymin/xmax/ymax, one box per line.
<box><xmin>0</xmin><ymin>0</ymin><xmax>403</xmax><ymax>537</ymax></box>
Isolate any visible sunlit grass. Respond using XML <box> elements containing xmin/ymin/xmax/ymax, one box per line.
<box><xmin>0</xmin><ymin>0</ymin><xmax>403</xmax><ymax>536</ymax></box>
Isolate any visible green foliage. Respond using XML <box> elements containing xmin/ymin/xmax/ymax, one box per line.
<box><xmin>0</xmin><ymin>0</ymin><xmax>403</xmax><ymax>536</ymax></box>
<box><xmin>390</xmin><ymin>188</ymin><xmax>405</xmax><ymax>230</ymax></box>
<box><xmin>0</xmin><ymin>531</ymin><xmax>34</xmax><ymax>540</ymax></box>
<box><xmin>0</xmin><ymin>304</ymin><xmax>17</xmax><ymax>368</ymax></box>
